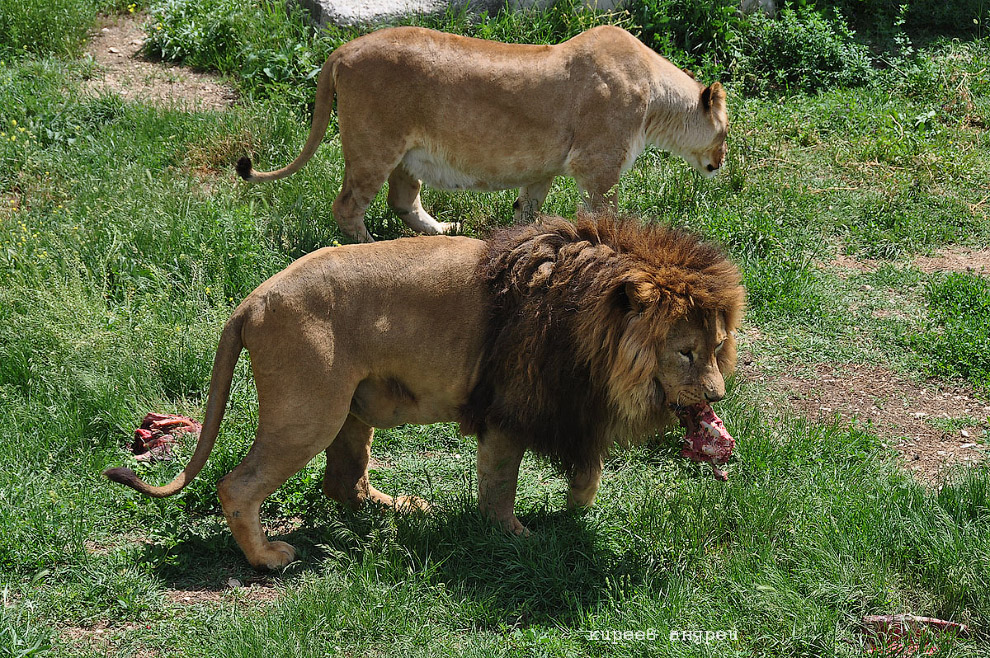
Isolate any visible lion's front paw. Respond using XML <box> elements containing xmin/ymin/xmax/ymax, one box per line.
<box><xmin>497</xmin><ymin>515</ymin><xmax>531</xmax><ymax>537</ymax></box>
<box><xmin>251</xmin><ymin>540</ymin><xmax>296</xmax><ymax>571</ymax></box>
<box><xmin>394</xmin><ymin>494</ymin><xmax>431</xmax><ymax>513</ymax></box>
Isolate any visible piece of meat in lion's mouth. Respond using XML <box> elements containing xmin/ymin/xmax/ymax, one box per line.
<box><xmin>675</xmin><ymin>402</ymin><xmax>735</xmax><ymax>481</ymax></box>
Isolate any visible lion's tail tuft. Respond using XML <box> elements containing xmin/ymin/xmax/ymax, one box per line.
<box><xmin>103</xmin><ymin>311</ymin><xmax>246</xmax><ymax>499</ymax></box>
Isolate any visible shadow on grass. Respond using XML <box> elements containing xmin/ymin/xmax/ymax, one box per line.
<box><xmin>142</xmin><ymin>497</ymin><xmax>652</xmax><ymax>626</ymax></box>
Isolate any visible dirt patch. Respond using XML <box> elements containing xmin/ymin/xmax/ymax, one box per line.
<box><xmin>83</xmin><ymin>13</ymin><xmax>237</xmax><ymax>111</ymax></box>
<box><xmin>913</xmin><ymin>246</ymin><xmax>990</xmax><ymax>276</ymax></box>
<box><xmin>164</xmin><ymin>580</ymin><xmax>282</xmax><ymax>606</ymax></box>
<box><xmin>60</xmin><ymin>621</ymin><xmax>157</xmax><ymax>656</ymax></box>
<box><xmin>746</xmin><ymin>361</ymin><xmax>989</xmax><ymax>483</ymax></box>
<box><xmin>829</xmin><ymin>253</ymin><xmax>880</xmax><ymax>275</ymax></box>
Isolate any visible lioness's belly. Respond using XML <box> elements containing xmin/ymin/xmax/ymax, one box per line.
<box><xmin>401</xmin><ymin>148</ymin><xmax>552</xmax><ymax>192</ymax></box>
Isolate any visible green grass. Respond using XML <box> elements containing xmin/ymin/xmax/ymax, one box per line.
<box><xmin>913</xmin><ymin>273</ymin><xmax>990</xmax><ymax>391</ymax></box>
<box><xmin>1</xmin><ymin>1</ymin><xmax>990</xmax><ymax>656</ymax></box>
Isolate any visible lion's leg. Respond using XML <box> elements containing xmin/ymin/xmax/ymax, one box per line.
<box><xmin>386</xmin><ymin>166</ymin><xmax>457</xmax><ymax>236</ymax></box>
<box><xmin>322</xmin><ymin>414</ymin><xmax>429</xmax><ymax>512</ymax></box>
<box><xmin>477</xmin><ymin>429</ymin><xmax>529</xmax><ymax>536</ymax></box>
<box><xmin>512</xmin><ymin>178</ymin><xmax>553</xmax><ymax>223</ymax></box>
<box><xmin>217</xmin><ymin>421</ymin><xmax>339</xmax><ymax>570</ymax></box>
<box><xmin>566</xmin><ymin>458</ymin><xmax>603</xmax><ymax>509</ymax></box>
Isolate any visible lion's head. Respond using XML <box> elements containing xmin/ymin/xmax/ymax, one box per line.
<box><xmin>462</xmin><ymin>213</ymin><xmax>744</xmax><ymax>475</ymax></box>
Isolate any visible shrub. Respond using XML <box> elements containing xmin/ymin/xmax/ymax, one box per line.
<box><xmin>818</xmin><ymin>0</ymin><xmax>988</xmax><ymax>39</ymax></box>
<box><xmin>734</xmin><ymin>7</ymin><xmax>875</xmax><ymax>95</ymax></box>
<box><xmin>143</xmin><ymin>0</ymin><xmax>631</xmax><ymax>108</ymax></box>
<box><xmin>625</xmin><ymin>0</ymin><xmax>745</xmax><ymax>71</ymax></box>
<box><xmin>0</xmin><ymin>0</ymin><xmax>141</xmax><ymax>58</ymax></box>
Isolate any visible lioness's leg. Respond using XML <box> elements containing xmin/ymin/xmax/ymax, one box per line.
<box><xmin>477</xmin><ymin>429</ymin><xmax>529</xmax><ymax>536</ymax></box>
<box><xmin>571</xmin><ymin>159</ymin><xmax>621</xmax><ymax>214</ymax></box>
<box><xmin>387</xmin><ymin>166</ymin><xmax>457</xmax><ymax>236</ymax></box>
<box><xmin>332</xmin><ymin>168</ymin><xmax>380</xmax><ymax>243</ymax></box>
<box><xmin>566</xmin><ymin>458</ymin><xmax>603</xmax><ymax>509</ymax></box>
<box><xmin>512</xmin><ymin>179</ymin><xmax>553</xmax><ymax>223</ymax></box>
<box><xmin>322</xmin><ymin>414</ymin><xmax>428</xmax><ymax>512</ymax></box>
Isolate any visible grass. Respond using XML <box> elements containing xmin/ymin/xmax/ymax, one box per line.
<box><xmin>1</xmin><ymin>0</ymin><xmax>989</xmax><ymax>656</ymax></box>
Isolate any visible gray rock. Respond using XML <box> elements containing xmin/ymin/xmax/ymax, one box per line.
<box><xmin>297</xmin><ymin>0</ymin><xmax>620</xmax><ymax>28</ymax></box>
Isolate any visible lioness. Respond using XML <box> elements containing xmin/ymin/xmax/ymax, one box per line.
<box><xmin>105</xmin><ymin>214</ymin><xmax>744</xmax><ymax>570</ymax></box>
<box><xmin>236</xmin><ymin>26</ymin><xmax>729</xmax><ymax>242</ymax></box>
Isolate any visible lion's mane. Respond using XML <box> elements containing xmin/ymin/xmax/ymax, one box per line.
<box><xmin>461</xmin><ymin>213</ymin><xmax>744</xmax><ymax>476</ymax></box>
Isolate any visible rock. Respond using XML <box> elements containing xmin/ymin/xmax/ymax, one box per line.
<box><xmin>227</xmin><ymin>578</ymin><xmax>242</xmax><ymax>588</ymax></box>
<box><xmin>961</xmin><ymin>429</ymin><xmax>970</xmax><ymax>438</ymax></box>
<box><xmin>108</xmin><ymin>47</ymin><xmax>119</xmax><ymax>53</ymax></box>
<box><xmin>295</xmin><ymin>0</ymin><xmax>770</xmax><ymax>28</ymax></box>
<box><xmin>740</xmin><ymin>0</ymin><xmax>775</xmax><ymax>15</ymax></box>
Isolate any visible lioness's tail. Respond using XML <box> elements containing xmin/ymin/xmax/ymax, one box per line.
<box><xmin>236</xmin><ymin>55</ymin><xmax>338</xmax><ymax>183</ymax></box>
<box><xmin>103</xmin><ymin>312</ymin><xmax>245</xmax><ymax>498</ymax></box>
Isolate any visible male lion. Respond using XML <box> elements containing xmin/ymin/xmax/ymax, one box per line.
<box><xmin>105</xmin><ymin>214</ymin><xmax>744</xmax><ymax>570</ymax></box>
<box><xmin>236</xmin><ymin>26</ymin><xmax>729</xmax><ymax>242</ymax></box>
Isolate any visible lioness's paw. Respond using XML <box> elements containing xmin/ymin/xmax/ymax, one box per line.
<box><xmin>394</xmin><ymin>494</ymin><xmax>431</xmax><ymax>513</ymax></box>
<box><xmin>436</xmin><ymin>221</ymin><xmax>461</xmax><ymax>236</ymax></box>
<box><xmin>252</xmin><ymin>540</ymin><xmax>296</xmax><ymax>571</ymax></box>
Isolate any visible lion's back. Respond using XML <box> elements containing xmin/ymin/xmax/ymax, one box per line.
<box><xmin>239</xmin><ymin>235</ymin><xmax>489</xmax><ymax>363</ymax></box>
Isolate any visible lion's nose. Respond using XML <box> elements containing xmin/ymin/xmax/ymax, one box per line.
<box><xmin>706</xmin><ymin>164</ymin><xmax>716</xmax><ymax>172</ymax></box>
<box><xmin>704</xmin><ymin>390</ymin><xmax>724</xmax><ymax>402</ymax></box>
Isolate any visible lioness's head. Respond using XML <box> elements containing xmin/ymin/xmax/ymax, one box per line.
<box><xmin>654</xmin><ymin>81</ymin><xmax>729</xmax><ymax>180</ymax></box>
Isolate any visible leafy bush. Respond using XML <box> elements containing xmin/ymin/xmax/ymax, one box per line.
<box><xmin>143</xmin><ymin>0</ymin><xmax>629</xmax><ymax>107</ymax></box>
<box><xmin>734</xmin><ymin>8</ymin><xmax>875</xmax><ymax>95</ymax></box>
<box><xmin>625</xmin><ymin>0</ymin><xmax>744</xmax><ymax>71</ymax></box>
<box><xmin>818</xmin><ymin>0</ymin><xmax>988</xmax><ymax>38</ymax></box>
<box><xmin>913</xmin><ymin>273</ymin><xmax>990</xmax><ymax>390</ymax></box>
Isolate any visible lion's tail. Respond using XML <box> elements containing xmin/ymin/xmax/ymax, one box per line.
<box><xmin>103</xmin><ymin>311</ymin><xmax>245</xmax><ymax>498</ymax></box>
<box><xmin>236</xmin><ymin>54</ymin><xmax>338</xmax><ymax>183</ymax></box>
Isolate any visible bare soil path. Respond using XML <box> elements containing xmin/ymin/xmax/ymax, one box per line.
<box><xmin>82</xmin><ymin>13</ymin><xmax>237</xmax><ymax>111</ymax></box>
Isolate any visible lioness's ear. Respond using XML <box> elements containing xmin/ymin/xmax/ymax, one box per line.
<box><xmin>701</xmin><ymin>82</ymin><xmax>726</xmax><ymax>114</ymax></box>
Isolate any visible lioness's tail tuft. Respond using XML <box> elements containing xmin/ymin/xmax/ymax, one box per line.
<box><xmin>236</xmin><ymin>156</ymin><xmax>254</xmax><ymax>181</ymax></box>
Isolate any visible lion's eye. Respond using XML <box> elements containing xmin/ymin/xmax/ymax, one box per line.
<box><xmin>715</xmin><ymin>340</ymin><xmax>725</xmax><ymax>353</ymax></box>
<box><xmin>679</xmin><ymin>350</ymin><xmax>694</xmax><ymax>363</ymax></box>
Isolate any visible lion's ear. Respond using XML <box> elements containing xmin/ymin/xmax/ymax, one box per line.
<box><xmin>701</xmin><ymin>82</ymin><xmax>726</xmax><ymax>114</ymax></box>
<box><xmin>682</xmin><ymin>68</ymin><xmax>696</xmax><ymax>80</ymax></box>
<box><xmin>621</xmin><ymin>279</ymin><xmax>658</xmax><ymax>314</ymax></box>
